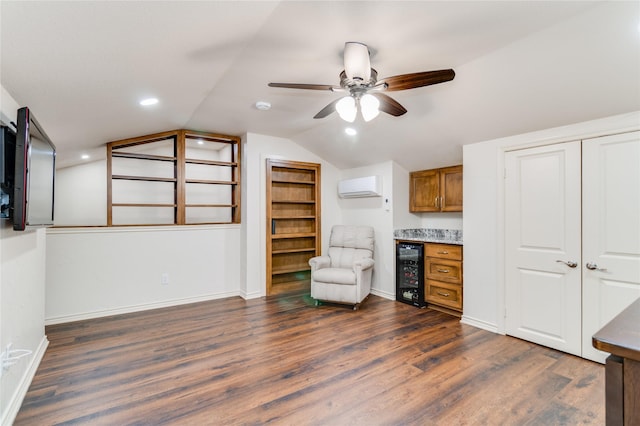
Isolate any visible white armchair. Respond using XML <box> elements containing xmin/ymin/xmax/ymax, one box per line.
<box><xmin>309</xmin><ymin>225</ymin><xmax>375</xmax><ymax>310</ymax></box>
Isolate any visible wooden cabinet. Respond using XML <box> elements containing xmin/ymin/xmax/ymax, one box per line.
<box><xmin>425</xmin><ymin>243</ymin><xmax>463</xmax><ymax>315</ymax></box>
<box><xmin>410</xmin><ymin>165</ymin><xmax>462</xmax><ymax>212</ymax></box>
<box><xmin>266</xmin><ymin>159</ymin><xmax>321</xmax><ymax>295</ymax></box>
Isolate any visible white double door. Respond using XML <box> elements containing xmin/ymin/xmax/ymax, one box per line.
<box><xmin>505</xmin><ymin>131</ymin><xmax>640</xmax><ymax>363</ymax></box>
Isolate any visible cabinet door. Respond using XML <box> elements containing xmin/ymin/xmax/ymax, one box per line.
<box><xmin>440</xmin><ymin>165</ymin><xmax>463</xmax><ymax>212</ymax></box>
<box><xmin>410</xmin><ymin>170</ymin><xmax>439</xmax><ymax>212</ymax></box>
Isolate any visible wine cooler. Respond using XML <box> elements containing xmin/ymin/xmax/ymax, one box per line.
<box><xmin>396</xmin><ymin>241</ymin><xmax>426</xmax><ymax>307</ymax></box>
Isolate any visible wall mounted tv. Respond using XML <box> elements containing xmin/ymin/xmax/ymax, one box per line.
<box><xmin>1</xmin><ymin>107</ymin><xmax>56</xmax><ymax>231</ymax></box>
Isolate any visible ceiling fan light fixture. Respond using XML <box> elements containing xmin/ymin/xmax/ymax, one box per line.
<box><xmin>344</xmin><ymin>42</ymin><xmax>371</xmax><ymax>82</ymax></box>
<box><xmin>360</xmin><ymin>94</ymin><xmax>380</xmax><ymax>122</ymax></box>
<box><xmin>336</xmin><ymin>96</ymin><xmax>357</xmax><ymax>122</ymax></box>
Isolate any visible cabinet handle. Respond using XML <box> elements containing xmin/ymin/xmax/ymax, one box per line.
<box><xmin>437</xmin><ymin>291</ymin><xmax>450</xmax><ymax>297</ymax></box>
<box><xmin>439</xmin><ymin>196</ymin><xmax>443</xmax><ymax>209</ymax></box>
<box><xmin>435</xmin><ymin>197</ymin><xmax>439</xmax><ymax>208</ymax></box>
<box><xmin>437</xmin><ymin>269</ymin><xmax>450</xmax><ymax>273</ymax></box>
<box><xmin>437</xmin><ymin>251</ymin><xmax>449</xmax><ymax>255</ymax></box>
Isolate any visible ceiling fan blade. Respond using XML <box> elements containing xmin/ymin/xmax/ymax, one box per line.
<box><xmin>380</xmin><ymin>69</ymin><xmax>455</xmax><ymax>92</ymax></box>
<box><xmin>371</xmin><ymin>93</ymin><xmax>407</xmax><ymax>116</ymax></box>
<box><xmin>313</xmin><ymin>98</ymin><xmax>340</xmax><ymax>119</ymax></box>
<box><xmin>268</xmin><ymin>82</ymin><xmax>336</xmax><ymax>91</ymax></box>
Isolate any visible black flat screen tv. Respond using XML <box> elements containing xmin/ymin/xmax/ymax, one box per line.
<box><xmin>12</xmin><ymin>107</ymin><xmax>56</xmax><ymax>231</ymax></box>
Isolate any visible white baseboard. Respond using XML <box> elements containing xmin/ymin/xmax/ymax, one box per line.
<box><xmin>1</xmin><ymin>336</ymin><xmax>49</xmax><ymax>426</ymax></box>
<box><xmin>460</xmin><ymin>315</ymin><xmax>500</xmax><ymax>334</ymax></box>
<box><xmin>370</xmin><ymin>288</ymin><xmax>395</xmax><ymax>300</ymax></box>
<box><xmin>239</xmin><ymin>290</ymin><xmax>263</xmax><ymax>300</ymax></box>
<box><xmin>44</xmin><ymin>291</ymin><xmax>242</xmax><ymax>325</ymax></box>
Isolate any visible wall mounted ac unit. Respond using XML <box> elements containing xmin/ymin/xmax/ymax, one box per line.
<box><xmin>338</xmin><ymin>176</ymin><xmax>382</xmax><ymax>198</ymax></box>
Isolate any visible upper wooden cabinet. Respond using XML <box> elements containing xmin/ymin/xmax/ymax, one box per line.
<box><xmin>410</xmin><ymin>165</ymin><xmax>463</xmax><ymax>212</ymax></box>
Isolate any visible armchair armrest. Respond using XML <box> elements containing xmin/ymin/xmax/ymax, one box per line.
<box><xmin>353</xmin><ymin>258</ymin><xmax>375</xmax><ymax>271</ymax></box>
<box><xmin>309</xmin><ymin>256</ymin><xmax>330</xmax><ymax>271</ymax></box>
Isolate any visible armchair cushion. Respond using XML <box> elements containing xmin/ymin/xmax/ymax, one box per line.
<box><xmin>313</xmin><ymin>268</ymin><xmax>356</xmax><ymax>286</ymax></box>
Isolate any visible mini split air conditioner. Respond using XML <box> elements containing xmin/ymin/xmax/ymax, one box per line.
<box><xmin>337</xmin><ymin>176</ymin><xmax>382</xmax><ymax>198</ymax></box>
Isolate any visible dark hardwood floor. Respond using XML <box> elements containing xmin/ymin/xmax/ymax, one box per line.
<box><xmin>15</xmin><ymin>292</ymin><xmax>605</xmax><ymax>425</ymax></box>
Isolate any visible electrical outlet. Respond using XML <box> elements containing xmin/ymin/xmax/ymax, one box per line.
<box><xmin>161</xmin><ymin>273</ymin><xmax>169</xmax><ymax>285</ymax></box>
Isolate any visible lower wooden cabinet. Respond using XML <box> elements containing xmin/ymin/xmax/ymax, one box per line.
<box><xmin>425</xmin><ymin>243</ymin><xmax>463</xmax><ymax>315</ymax></box>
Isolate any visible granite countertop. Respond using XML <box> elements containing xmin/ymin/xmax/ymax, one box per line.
<box><xmin>394</xmin><ymin>228</ymin><xmax>463</xmax><ymax>245</ymax></box>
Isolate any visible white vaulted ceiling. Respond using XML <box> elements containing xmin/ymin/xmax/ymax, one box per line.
<box><xmin>1</xmin><ymin>1</ymin><xmax>639</xmax><ymax>170</ymax></box>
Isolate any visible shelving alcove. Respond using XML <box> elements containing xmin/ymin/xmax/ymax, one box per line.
<box><xmin>266</xmin><ymin>159</ymin><xmax>321</xmax><ymax>295</ymax></box>
<box><xmin>107</xmin><ymin>129</ymin><xmax>240</xmax><ymax>226</ymax></box>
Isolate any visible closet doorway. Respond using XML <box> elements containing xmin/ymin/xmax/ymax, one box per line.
<box><xmin>266</xmin><ymin>159</ymin><xmax>321</xmax><ymax>296</ymax></box>
<box><xmin>505</xmin><ymin>131</ymin><xmax>640</xmax><ymax>363</ymax></box>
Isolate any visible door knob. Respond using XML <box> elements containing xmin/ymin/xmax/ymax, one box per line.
<box><xmin>556</xmin><ymin>260</ymin><xmax>578</xmax><ymax>268</ymax></box>
<box><xmin>586</xmin><ymin>262</ymin><xmax>608</xmax><ymax>272</ymax></box>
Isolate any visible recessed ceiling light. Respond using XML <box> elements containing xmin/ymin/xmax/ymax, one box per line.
<box><xmin>139</xmin><ymin>97</ymin><xmax>159</xmax><ymax>106</ymax></box>
<box><xmin>197</xmin><ymin>139</ymin><xmax>204</xmax><ymax>145</ymax></box>
<box><xmin>255</xmin><ymin>101</ymin><xmax>271</xmax><ymax>111</ymax></box>
<box><xmin>345</xmin><ymin>127</ymin><xmax>357</xmax><ymax>136</ymax></box>
<box><xmin>81</xmin><ymin>154</ymin><xmax>90</xmax><ymax>160</ymax></box>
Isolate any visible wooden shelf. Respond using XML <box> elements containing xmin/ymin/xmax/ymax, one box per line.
<box><xmin>113</xmin><ymin>203</ymin><xmax>176</xmax><ymax>207</ymax></box>
<box><xmin>272</xmin><ymin>200</ymin><xmax>315</xmax><ymax>204</ymax></box>
<box><xmin>272</xmin><ymin>265</ymin><xmax>311</xmax><ymax>275</ymax></box>
<box><xmin>185</xmin><ymin>159</ymin><xmax>237</xmax><ymax>167</ymax></box>
<box><xmin>272</xmin><ymin>248</ymin><xmax>316</xmax><ymax>255</ymax></box>
<box><xmin>185</xmin><ymin>204</ymin><xmax>237</xmax><ymax>208</ymax></box>
<box><xmin>272</xmin><ymin>216</ymin><xmax>315</xmax><ymax>219</ymax></box>
<box><xmin>185</xmin><ymin>179</ymin><xmax>238</xmax><ymax>185</ymax></box>
<box><xmin>112</xmin><ymin>175</ymin><xmax>176</xmax><ymax>183</ymax></box>
<box><xmin>272</xmin><ymin>232</ymin><xmax>316</xmax><ymax>239</ymax></box>
<box><xmin>272</xmin><ymin>179</ymin><xmax>316</xmax><ymax>185</ymax></box>
<box><xmin>111</xmin><ymin>152</ymin><xmax>176</xmax><ymax>162</ymax></box>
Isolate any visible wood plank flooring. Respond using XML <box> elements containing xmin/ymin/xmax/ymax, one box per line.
<box><xmin>15</xmin><ymin>292</ymin><xmax>605</xmax><ymax>425</ymax></box>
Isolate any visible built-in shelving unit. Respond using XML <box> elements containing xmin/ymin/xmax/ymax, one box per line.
<box><xmin>107</xmin><ymin>129</ymin><xmax>240</xmax><ymax>226</ymax></box>
<box><xmin>266</xmin><ymin>159</ymin><xmax>321</xmax><ymax>295</ymax></box>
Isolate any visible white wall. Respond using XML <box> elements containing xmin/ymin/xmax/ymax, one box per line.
<box><xmin>338</xmin><ymin>161</ymin><xmax>395</xmax><ymax>298</ymax></box>
<box><xmin>419</xmin><ymin>213</ymin><xmax>463</xmax><ymax>231</ymax></box>
<box><xmin>391</xmin><ymin>162</ymin><xmax>420</xmax><ymax>232</ymax></box>
<box><xmin>462</xmin><ymin>111</ymin><xmax>640</xmax><ymax>333</ymax></box>
<box><xmin>45</xmin><ymin>225</ymin><xmax>241</xmax><ymax>323</ymax></box>
<box><xmin>242</xmin><ymin>133</ymin><xmax>342</xmax><ymax>298</ymax></box>
<box><xmin>0</xmin><ymin>85</ymin><xmax>49</xmax><ymax>425</ymax></box>
<box><xmin>54</xmin><ymin>160</ymin><xmax>106</xmax><ymax>226</ymax></box>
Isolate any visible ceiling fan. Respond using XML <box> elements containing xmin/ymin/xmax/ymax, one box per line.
<box><xmin>268</xmin><ymin>42</ymin><xmax>455</xmax><ymax>122</ymax></box>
